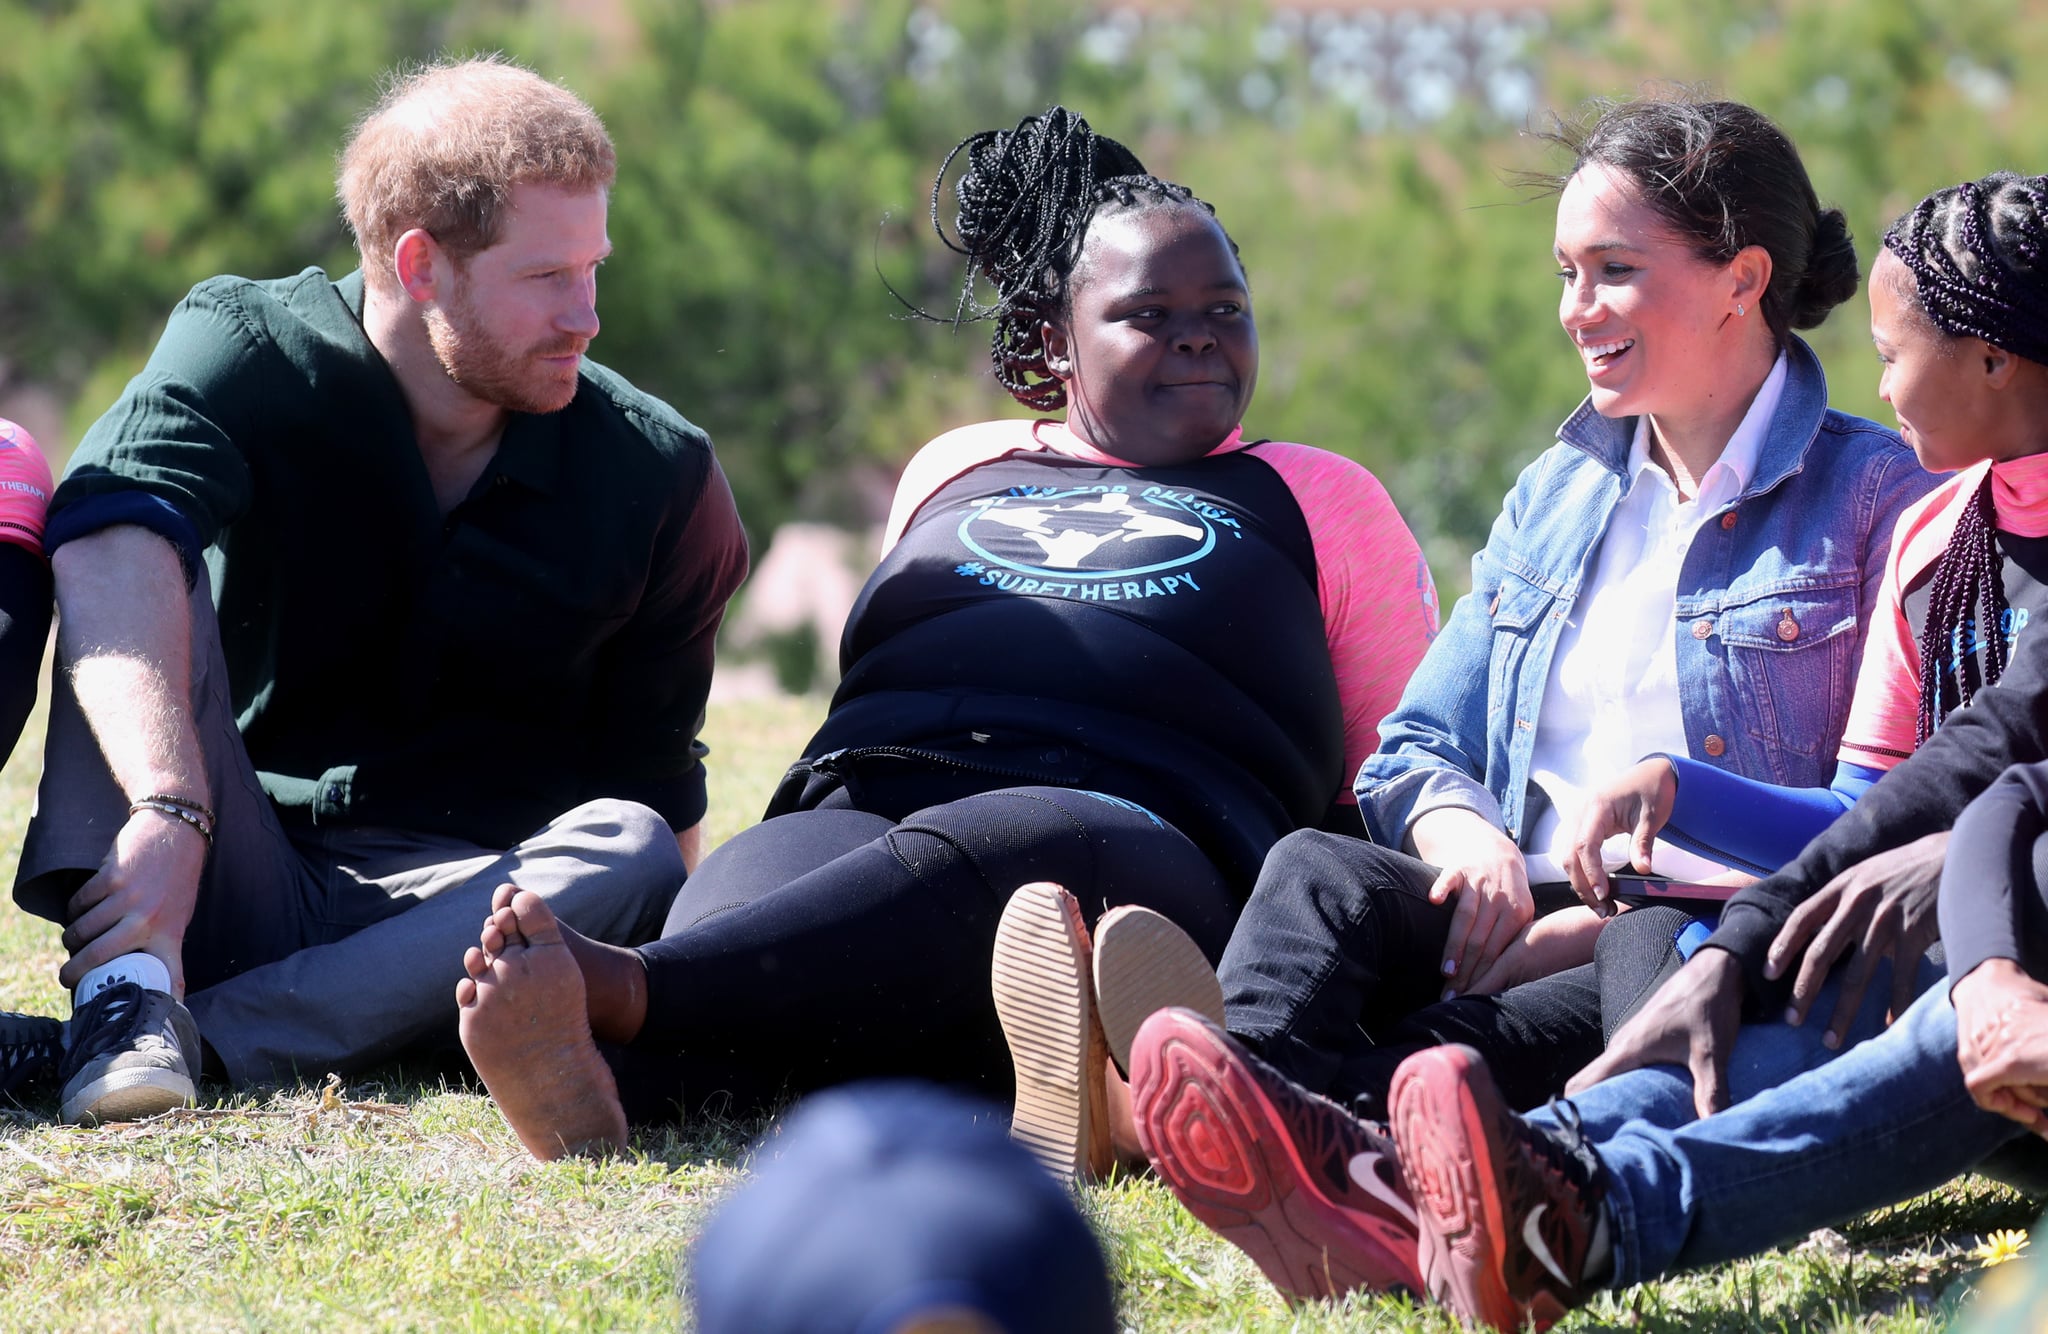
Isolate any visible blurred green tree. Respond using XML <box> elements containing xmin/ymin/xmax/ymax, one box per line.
<box><xmin>5</xmin><ymin>0</ymin><xmax>2047</xmax><ymax>583</ymax></box>
<box><xmin>0</xmin><ymin>0</ymin><xmax>467</xmax><ymax>413</ymax></box>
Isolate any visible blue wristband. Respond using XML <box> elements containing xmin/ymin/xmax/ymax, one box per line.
<box><xmin>1675</xmin><ymin>917</ymin><xmax>1716</xmax><ymax>960</ymax></box>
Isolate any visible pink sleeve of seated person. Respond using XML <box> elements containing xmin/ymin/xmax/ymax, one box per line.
<box><xmin>0</xmin><ymin>419</ymin><xmax>53</xmax><ymax>559</ymax></box>
<box><xmin>1248</xmin><ymin>442</ymin><xmax>1439</xmax><ymax>797</ymax></box>
<box><xmin>1837</xmin><ymin>468</ymin><xmax>1975</xmax><ymax>771</ymax></box>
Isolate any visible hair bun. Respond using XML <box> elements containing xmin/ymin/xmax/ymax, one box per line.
<box><xmin>1790</xmin><ymin>207</ymin><xmax>1859</xmax><ymax>328</ymax></box>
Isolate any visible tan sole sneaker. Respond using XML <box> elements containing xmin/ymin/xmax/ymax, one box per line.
<box><xmin>1092</xmin><ymin>904</ymin><xmax>1225</xmax><ymax>1075</ymax></box>
<box><xmin>992</xmin><ymin>882</ymin><xmax>1112</xmax><ymax>1181</ymax></box>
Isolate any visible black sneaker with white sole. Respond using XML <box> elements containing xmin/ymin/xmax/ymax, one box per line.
<box><xmin>57</xmin><ymin>982</ymin><xmax>200</xmax><ymax>1126</ymax></box>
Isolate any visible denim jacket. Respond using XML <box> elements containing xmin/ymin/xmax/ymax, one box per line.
<box><xmin>1356</xmin><ymin>336</ymin><xmax>1937</xmax><ymax>849</ymax></box>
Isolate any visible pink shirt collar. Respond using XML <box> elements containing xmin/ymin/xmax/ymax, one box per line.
<box><xmin>1031</xmin><ymin>418</ymin><xmax>1248</xmax><ymax>465</ymax></box>
<box><xmin>1991</xmin><ymin>451</ymin><xmax>2048</xmax><ymax>538</ymax></box>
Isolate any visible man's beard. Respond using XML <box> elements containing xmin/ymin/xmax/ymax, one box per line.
<box><xmin>426</xmin><ymin>282</ymin><xmax>585</xmax><ymax>415</ymax></box>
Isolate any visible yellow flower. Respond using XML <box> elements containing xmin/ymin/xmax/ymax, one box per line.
<box><xmin>1972</xmin><ymin>1228</ymin><xmax>2032</xmax><ymax>1267</ymax></box>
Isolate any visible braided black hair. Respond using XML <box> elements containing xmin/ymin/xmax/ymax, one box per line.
<box><xmin>1915</xmin><ymin>474</ymin><xmax>2009</xmax><ymax>744</ymax></box>
<box><xmin>1885</xmin><ymin>173</ymin><xmax>2048</xmax><ymax>739</ymax></box>
<box><xmin>913</xmin><ymin>106</ymin><xmax>1235</xmax><ymax>411</ymax></box>
<box><xmin>1883</xmin><ymin>172</ymin><xmax>2048</xmax><ymax>366</ymax></box>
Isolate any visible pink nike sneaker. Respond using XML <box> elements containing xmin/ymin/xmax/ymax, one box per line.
<box><xmin>1390</xmin><ymin>1044</ymin><xmax>1608</xmax><ymax>1332</ymax></box>
<box><xmin>1129</xmin><ymin>1006</ymin><xmax>1423</xmax><ymax>1300</ymax></box>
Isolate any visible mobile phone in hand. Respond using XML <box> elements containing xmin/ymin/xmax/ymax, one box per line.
<box><xmin>1606</xmin><ymin>871</ymin><xmax>1742</xmax><ymax>905</ymax></box>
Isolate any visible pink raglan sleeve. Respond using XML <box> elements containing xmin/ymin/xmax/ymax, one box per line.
<box><xmin>1838</xmin><ymin>471</ymin><xmax>1969</xmax><ymax>770</ymax></box>
<box><xmin>0</xmin><ymin>420</ymin><xmax>53</xmax><ymax>558</ymax></box>
<box><xmin>1250</xmin><ymin>442</ymin><xmax>1438</xmax><ymax>798</ymax></box>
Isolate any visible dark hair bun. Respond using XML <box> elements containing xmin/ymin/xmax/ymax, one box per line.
<box><xmin>1789</xmin><ymin>207</ymin><xmax>1859</xmax><ymax>329</ymax></box>
<box><xmin>1529</xmin><ymin>97</ymin><xmax>1857</xmax><ymax>341</ymax></box>
<box><xmin>948</xmin><ymin>114</ymin><xmax>1146</xmax><ymax>294</ymax></box>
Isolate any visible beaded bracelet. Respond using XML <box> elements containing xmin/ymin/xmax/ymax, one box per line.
<box><xmin>136</xmin><ymin>792</ymin><xmax>218</xmax><ymax>827</ymax></box>
<box><xmin>129</xmin><ymin>799</ymin><xmax>214</xmax><ymax>847</ymax></box>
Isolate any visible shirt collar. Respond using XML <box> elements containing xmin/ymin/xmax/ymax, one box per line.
<box><xmin>1623</xmin><ymin>351</ymin><xmax>1788</xmax><ymax>500</ymax></box>
<box><xmin>1992</xmin><ymin>451</ymin><xmax>2048</xmax><ymax>538</ymax></box>
<box><xmin>1035</xmin><ymin>418</ymin><xmax>1248</xmax><ymax>464</ymax></box>
<box><xmin>493</xmin><ymin>414</ymin><xmax>565</xmax><ymax>494</ymax></box>
<box><xmin>1562</xmin><ymin>336</ymin><xmax>1832</xmax><ymax>502</ymax></box>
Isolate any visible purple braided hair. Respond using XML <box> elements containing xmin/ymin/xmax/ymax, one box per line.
<box><xmin>1885</xmin><ymin>172</ymin><xmax>2048</xmax><ymax>737</ymax></box>
<box><xmin>1882</xmin><ymin>172</ymin><xmax>2048</xmax><ymax>365</ymax></box>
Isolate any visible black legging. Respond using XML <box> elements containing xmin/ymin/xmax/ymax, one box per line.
<box><xmin>1219</xmin><ymin>829</ymin><xmax>1697</xmax><ymax>1121</ymax></box>
<box><xmin>608</xmin><ymin>785</ymin><xmax>1237</xmax><ymax>1121</ymax></box>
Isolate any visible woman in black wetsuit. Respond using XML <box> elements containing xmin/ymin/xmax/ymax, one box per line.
<box><xmin>449</xmin><ymin>108</ymin><xmax>1438</xmax><ymax>1165</ymax></box>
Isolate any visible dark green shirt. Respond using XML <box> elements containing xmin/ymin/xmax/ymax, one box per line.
<box><xmin>53</xmin><ymin>268</ymin><xmax>748</xmax><ymax>847</ymax></box>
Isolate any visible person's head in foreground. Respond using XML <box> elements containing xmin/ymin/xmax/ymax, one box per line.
<box><xmin>687</xmin><ymin>1082</ymin><xmax>1115</xmax><ymax>1334</ymax></box>
<box><xmin>1540</xmin><ymin>95</ymin><xmax>1857</xmax><ymax>450</ymax></box>
<box><xmin>933</xmin><ymin>104</ymin><xmax>1254</xmax><ymax>464</ymax></box>
<box><xmin>339</xmin><ymin>54</ymin><xmax>616</xmax><ymax>416</ymax></box>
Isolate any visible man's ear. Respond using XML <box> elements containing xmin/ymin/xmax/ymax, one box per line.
<box><xmin>1041</xmin><ymin>319</ymin><xmax>1073</xmax><ymax>378</ymax></box>
<box><xmin>392</xmin><ymin>228</ymin><xmax>445</xmax><ymax>303</ymax></box>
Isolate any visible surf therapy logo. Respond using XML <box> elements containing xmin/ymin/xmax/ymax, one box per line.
<box><xmin>952</xmin><ymin>483</ymin><xmax>1240</xmax><ymax>602</ymax></box>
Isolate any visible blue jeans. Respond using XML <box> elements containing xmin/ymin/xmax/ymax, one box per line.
<box><xmin>1533</xmin><ymin>958</ymin><xmax>2021</xmax><ymax>1287</ymax></box>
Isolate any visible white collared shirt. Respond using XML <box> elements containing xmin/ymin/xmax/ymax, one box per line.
<box><xmin>1523</xmin><ymin>353</ymin><xmax>1790</xmax><ymax>884</ymax></box>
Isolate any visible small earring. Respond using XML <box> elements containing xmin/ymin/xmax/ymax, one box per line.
<box><xmin>1736</xmin><ymin>303</ymin><xmax>1746</xmax><ymax>317</ymax></box>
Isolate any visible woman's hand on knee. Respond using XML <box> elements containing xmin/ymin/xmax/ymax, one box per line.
<box><xmin>1768</xmin><ymin>831</ymin><xmax>1948</xmax><ymax>1046</ymax></box>
<box><xmin>1412</xmin><ymin>809</ymin><xmax>1534</xmax><ymax>999</ymax></box>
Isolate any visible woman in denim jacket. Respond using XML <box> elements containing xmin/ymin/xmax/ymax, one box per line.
<box><xmin>1108</xmin><ymin>96</ymin><xmax>1938</xmax><ymax>1303</ymax></box>
<box><xmin>1220</xmin><ymin>95</ymin><xmax>1931</xmax><ymax>1077</ymax></box>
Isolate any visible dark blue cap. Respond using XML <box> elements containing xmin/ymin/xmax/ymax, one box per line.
<box><xmin>687</xmin><ymin>1081</ymin><xmax>1116</xmax><ymax>1334</ymax></box>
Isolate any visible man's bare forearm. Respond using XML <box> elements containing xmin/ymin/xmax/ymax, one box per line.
<box><xmin>53</xmin><ymin>526</ymin><xmax>208</xmax><ymax>807</ymax></box>
<box><xmin>50</xmin><ymin>525</ymin><xmax>214</xmax><ymax>988</ymax></box>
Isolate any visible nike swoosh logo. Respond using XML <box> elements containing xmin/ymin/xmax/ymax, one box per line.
<box><xmin>1347</xmin><ymin>1152</ymin><xmax>1420</xmax><ymax>1226</ymax></box>
<box><xmin>1524</xmin><ymin>1203</ymin><xmax>1573</xmax><ymax>1288</ymax></box>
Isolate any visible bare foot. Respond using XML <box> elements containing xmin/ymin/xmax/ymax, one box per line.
<box><xmin>457</xmin><ymin>889</ymin><xmax>629</xmax><ymax>1160</ymax></box>
<box><xmin>479</xmin><ymin>884</ymin><xmax>649</xmax><ymax>1044</ymax></box>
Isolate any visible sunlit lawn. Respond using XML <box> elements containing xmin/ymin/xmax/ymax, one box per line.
<box><xmin>0</xmin><ymin>688</ymin><xmax>2036</xmax><ymax>1330</ymax></box>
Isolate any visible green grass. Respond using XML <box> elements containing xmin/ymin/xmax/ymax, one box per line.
<box><xmin>0</xmin><ymin>691</ymin><xmax>2036</xmax><ymax>1331</ymax></box>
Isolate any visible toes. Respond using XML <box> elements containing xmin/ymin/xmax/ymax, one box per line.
<box><xmin>456</xmin><ymin>975</ymin><xmax>478</xmax><ymax>1009</ymax></box>
<box><xmin>463</xmin><ymin>945</ymin><xmax>491</xmax><ymax>983</ymax></box>
<box><xmin>490</xmin><ymin>882</ymin><xmax>519</xmax><ymax>915</ymax></box>
<box><xmin>507</xmin><ymin>889</ymin><xmax>563</xmax><ymax>947</ymax></box>
<box><xmin>494</xmin><ymin>903</ymin><xmax>530</xmax><ymax>950</ymax></box>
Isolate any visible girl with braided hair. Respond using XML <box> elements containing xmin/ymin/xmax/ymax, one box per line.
<box><xmin>450</xmin><ymin>107</ymin><xmax>1439</xmax><ymax>1167</ymax></box>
